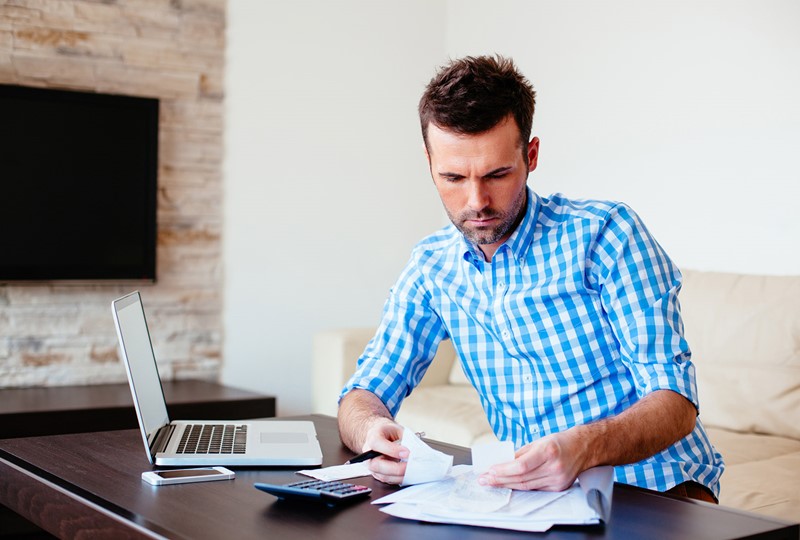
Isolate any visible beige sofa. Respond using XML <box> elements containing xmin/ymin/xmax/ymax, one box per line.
<box><xmin>312</xmin><ymin>269</ymin><xmax>800</xmax><ymax>522</ymax></box>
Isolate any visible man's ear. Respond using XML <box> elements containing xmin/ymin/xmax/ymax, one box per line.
<box><xmin>527</xmin><ymin>137</ymin><xmax>540</xmax><ymax>172</ymax></box>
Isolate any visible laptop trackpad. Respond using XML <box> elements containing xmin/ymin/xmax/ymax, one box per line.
<box><xmin>260</xmin><ymin>432</ymin><xmax>309</xmax><ymax>444</ymax></box>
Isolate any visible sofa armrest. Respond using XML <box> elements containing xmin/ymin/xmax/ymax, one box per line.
<box><xmin>311</xmin><ymin>328</ymin><xmax>458</xmax><ymax>416</ymax></box>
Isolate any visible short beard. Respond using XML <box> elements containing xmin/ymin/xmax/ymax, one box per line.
<box><xmin>448</xmin><ymin>187</ymin><xmax>527</xmax><ymax>247</ymax></box>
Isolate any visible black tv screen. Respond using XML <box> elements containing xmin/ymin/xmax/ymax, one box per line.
<box><xmin>0</xmin><ymin>84</ymin><xmax>158</xmax><ymax>282</ymax></box>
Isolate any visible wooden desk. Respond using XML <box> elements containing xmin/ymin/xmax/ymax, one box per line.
<box><xmin>0</xmin><ymin>379</ymin><xmax>276</xmax><ymax>439</ymax></box>
<box><xmin>0</xmin><ymin>380</ymin><xmax>276</xmax><ymax>537</ymax></box>
<box><xmin>0</xmin><ymin>415</ymin><xmax>796</xmax><ymax>540</ymax></box>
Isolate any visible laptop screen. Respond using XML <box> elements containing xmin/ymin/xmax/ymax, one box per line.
<box><xmin>113</xmin><ymin>292</ymin><xmax>170</xmax><ymax>448</ymax></box>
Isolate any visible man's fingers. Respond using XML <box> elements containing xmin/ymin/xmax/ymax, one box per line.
<box><xmin>367</xmin><ymin>440</ymin><xmax>409</xmax><ymax>460</ymax></box>
<box><xmin>362</xmin><ymin>421</ymin><xmax>409</xmax><ymax>460</ymax></box>
<box><xmin>479</xmin><ymin>436</ymin><xmax>577</xmax><ymax>491</ymax></box>
<box><xmin>480</xmin><ymin>466</ymin><xmax>575</xmax><ymax>492</ymax></box>
<box><xmin>369</xmin><ymin>455</ymin><xmax>407</xmax><ymax>485</ymax></box>
<box><xmin>360</xmin><ymin>420</ymin><xmax>410</xmax><ymax>485</ymax></box>
<box><xmin>488</xmin><ymin>443</ymin><xmax>549</xmax><ymax>481</ymax></box>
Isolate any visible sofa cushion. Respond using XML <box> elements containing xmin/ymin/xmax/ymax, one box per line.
<box><xmin>680</xmin><ymin>270</ymin><xmax>800</xmax><ymax>439</ymax></box>
<box><xmin>706</xmin><ymin>427</ymin><xmax>800</xmax><ymax>467</ymax></box>
<box><xmin>396</xmin><ymin>385</ymin><xmax>494</xmax><ymax>448</ymax></box>
<box><xmin>707</xmin><ymin>427</ymin><xmax>800</xmax><ymax>520</ymax></box>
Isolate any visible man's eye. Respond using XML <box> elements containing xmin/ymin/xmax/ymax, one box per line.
<box><xmin>443</xmin><ymin>176</ymin><xmax>463</xmax><ymax>183</ymax></box>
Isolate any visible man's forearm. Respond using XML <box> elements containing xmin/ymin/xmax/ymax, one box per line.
<box><xmin>337</xmin><ymin>388</ymin><xmax>396</xmax><ymax>453</ymax></box>
<box><xmin>481</xmin><ymin>389</ymin><xmax>698</xmax><ymax>491</ymax></box>
<box><xmin>576</xmin><ymin>389</ymin><xmax>697</xmax><ymax>469</ymax></box>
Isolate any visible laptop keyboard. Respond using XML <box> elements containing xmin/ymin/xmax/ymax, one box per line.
<box><xmin>176</xmin><ymin>424</ymin><xmax>248</xmax><ymax>454</ymax></box>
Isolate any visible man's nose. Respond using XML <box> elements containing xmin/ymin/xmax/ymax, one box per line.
<box><xmin>466</xmin><ymin>179</ymin><xmax>490</xmax><ymax>211</ymax></box>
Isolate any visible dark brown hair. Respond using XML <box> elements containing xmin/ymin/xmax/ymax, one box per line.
<box><xmin>419</xmin><ymin>55</ymin><xmax>536</xmax><ymax>154</ymax></box>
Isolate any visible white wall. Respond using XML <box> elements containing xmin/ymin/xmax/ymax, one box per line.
<box><xmin>446</xmin><ymin>0</ymin><xmax>800</xmax><ymax>275</ymax></box>
<box><xmin>223</xmin><ymin>1</ymin><xmax>447</xmax><ymax>413</ymax></box>
<box><xmin>225</xmin><ymin>0</ymin><xmax>800</xmax><ymax>414</ymax></box>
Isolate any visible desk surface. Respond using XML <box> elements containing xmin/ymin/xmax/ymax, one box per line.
<box><xmin>0</xmin><ymin>415</ymin><xmax>797</xmax><ymax>540</ymax></box>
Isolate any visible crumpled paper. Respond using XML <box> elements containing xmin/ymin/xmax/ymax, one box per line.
<box><xmin>400</xmin><ymin>427</ymin><xmax>453</xmax><ymax>486</ymax></box>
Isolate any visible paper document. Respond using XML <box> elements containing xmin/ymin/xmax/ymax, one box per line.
<box><xmin>448</xmin><ymin>471</ymin><xmax>512</xmax><ymax>513</ymax></box>
<box><xmin>399</xmin><ymin>427</ymin><xmax>453</xmax><ymax>486</ymax></box>
<box><xmin>300</xmin><ymin>426</ymin><xmax>454</xmax><ymax>485</ymax></box>
<box><xmin>298</xmin><ymin>462</ymin><xmax>371</xmax><ymax>481</ymax></box>
<box><xmin>471</xmin><ymin>440</ymin><xmax>515</xmax><ymax>474</ymax></box>
<box><xmin>374</xmin><ymin>464</ymin><xmax>614</xmax><ymax>532</ymax></box>
<box><xmin>449</xmin><ymin>440</ymin><xmax>514</xmax><ymax>512</ymax></box>
<box><xmin>374</xmin><ymin>465</ymin><xmax>564</xmax><ymax>517</ymax></box>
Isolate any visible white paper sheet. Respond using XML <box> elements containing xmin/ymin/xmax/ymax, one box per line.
<box><xmin>375</xmin><ymin>464</ymin><xmax>565</xmax><ymax>517</ymax></box>
<box><xmin>447</xmin><ymin>471</ymin><xmax>512</xmax><ymax>513</ymax></box>
<box><xmin>471</xmin><ymin>440</ymin><xmax>515</xmax><ymax>474</ymax></box>
<box><xmin>297</xmin><ymin>462</ymin><xmax>372</xmax><ymax>481</ymax></box>
<box><xmin>380</xmin><ymin>503</ymin><xmax>555</xmax><ymax>533</ymax></box>
<box><xmin>399</xmin><ymin>427</ymin><xmax>453</xmax><ymax>486</ymax></box>
<box><xmin>577</xmin><ymin>463</ymin><xmax>614</xmax><ymax>521</ymax></box>
<box><xmin>375</xmin><ymin>465</ymin><xmax>615</xmax><ymax>532</ymax></box>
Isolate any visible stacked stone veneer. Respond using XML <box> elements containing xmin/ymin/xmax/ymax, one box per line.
<box><xmin>0</xmin><ymin>0</ymin><xmax>226</xmax><ymax>387</ymax></box>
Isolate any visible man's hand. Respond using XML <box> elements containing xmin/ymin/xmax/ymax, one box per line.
<box><xmin>361</xmin><ymin>420</ymin><xmax>409</xmax><ymax>484</ymax></box>
<box><xmin>479</xmin><ymin>430</ymin><xmax>588</xmax><ymax>491</ymax></box>
<box><xmin>338</xmin><ymin>388</ymin><xmax>410</xmax><ymax>485</ymax></box>
<box><xmin>478</xmin><ymin>390</ymin><xmax>697</xmax><ymax>492</ymax></box>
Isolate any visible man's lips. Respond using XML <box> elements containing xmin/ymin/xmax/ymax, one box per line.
<box><xmin>465</xmin><ymin>217</ymin><xmax>498</xmax><ymax>227</ymax></box>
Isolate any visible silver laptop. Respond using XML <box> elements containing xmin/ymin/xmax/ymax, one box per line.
<box><xmin>112</xmin><ymin>291</ymin><xmax>322</xmax><ymax>467</ymax></box>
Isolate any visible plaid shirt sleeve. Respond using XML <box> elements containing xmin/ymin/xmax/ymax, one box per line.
<box><xmin>585</xmin><ymin>203</ymin><xmax>698</xmax><ymax>408</ymax></box>
<box><xmin>340</xmin><ymin>253</ymin><xmax>447</xmax><ymax>415</ymax></box>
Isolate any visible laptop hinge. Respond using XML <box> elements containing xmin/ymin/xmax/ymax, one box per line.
<box><xmin>151</xmin><ymin>423</ymin><xmax>175</xmax><ymax>455</ymax></box>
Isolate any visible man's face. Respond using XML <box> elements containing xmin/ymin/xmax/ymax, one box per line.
<box><xmin>425</xmin><ymin>115</ymin><xmax>539</xmax><ymax>260</ymax></box>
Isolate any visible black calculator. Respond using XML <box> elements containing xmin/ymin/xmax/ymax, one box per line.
<box><xmin>254</xmin><ymin>479</ymin><xmax>372</xmax><ymax>506</ymax></box>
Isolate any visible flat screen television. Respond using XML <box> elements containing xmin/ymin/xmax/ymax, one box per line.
<box><xmin>0</xmin><ymin>84</ymin><xmax>158</xmax><ymax>282</ymax></box>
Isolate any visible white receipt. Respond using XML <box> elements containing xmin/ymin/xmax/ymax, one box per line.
<box><xmin>297</xmin><ymin>461</ymin><xmax>371</xmax><ymax>481</ymax></box>
<box><xmin>447</xmin><ymin>471</ymin><xmax>512</xmax><ymax>512</ymax></box>
<box><xmin>400</xmin><ymin>427</ymin><xmax>453</xmax><ymax>486</ymax></box>
<box><xmin>471</xmin><ymin>440</ymin><xmax>515</xmax><ymax>474</ymax></box>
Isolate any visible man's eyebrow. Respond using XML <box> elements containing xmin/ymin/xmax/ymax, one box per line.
<box><xmin>436</xmin><ymin>166</ymin><xmax>513</xmax><ymax>179</ymax></box>
<box><xmin>483</xmin><ymin>166</ymin><xmax>513</xmax><ymax>177</ymax></box>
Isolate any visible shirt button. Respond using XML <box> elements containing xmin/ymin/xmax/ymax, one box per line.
<box><xmin>501</xmin><ymin>330</ymin><xmax>510</xmax><ymax>338</ymax></box>
<box><xmin>523</xmin><ymin>374</ymin><xmax>533</xmax><ymax>383</ymax></box>
<box><xmin>498</xmin><ymin>282</ymin><xmax>506</xmax><ymax>289</ymax></box>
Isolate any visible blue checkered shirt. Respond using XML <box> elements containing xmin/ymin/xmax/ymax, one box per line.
<box><xmin>342</xmin><ymin>188</ymin><xmax>724</xmax><ymax>496</ymax></box>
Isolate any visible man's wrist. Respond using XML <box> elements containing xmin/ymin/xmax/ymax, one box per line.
<box><xmin>338</xmin><ymin>389</ymin><xmax>398</xmax><ymax>452</ymax></box>
<box><xmin>570</xmin><ymin>421</ymin><xmax>606</xmax><ymax>471</ymax></box>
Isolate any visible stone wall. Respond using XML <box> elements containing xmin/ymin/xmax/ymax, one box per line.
<box><xmin>0</xmin><ymin>0</ymin><xmax>225</xmax><ymax>387</ymax></box>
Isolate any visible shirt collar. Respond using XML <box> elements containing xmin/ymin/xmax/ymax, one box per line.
<box><xmin>460</xmin><ymin>186</ymin><xmax>539</xmax><ymax>264</ymax></box>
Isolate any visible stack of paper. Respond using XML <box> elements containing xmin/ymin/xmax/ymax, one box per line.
<box><xmin>374</xmin><ymin>465</ymin><xmax>613</xmax><ymax>533</ymax></box>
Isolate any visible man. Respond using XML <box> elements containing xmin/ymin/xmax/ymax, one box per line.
<box><xmin>338</xmin><ymin>55</ymin><xmax>723</xmax><ymax>502</ymax></box>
